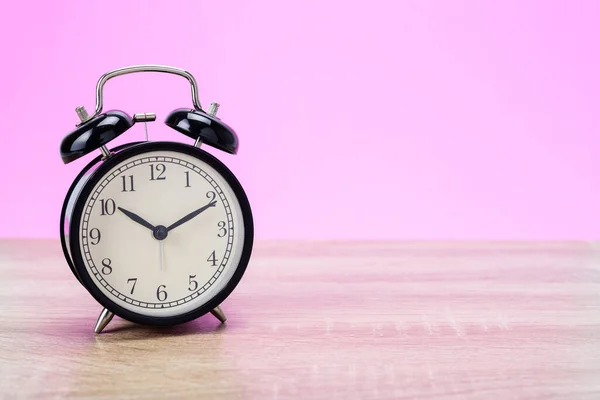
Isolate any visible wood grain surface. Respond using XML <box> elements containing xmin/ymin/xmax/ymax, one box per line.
<box><xmin>1</xmin><ymin>240</ymin><xmax>600</xmax><ymax>399</ymax></box>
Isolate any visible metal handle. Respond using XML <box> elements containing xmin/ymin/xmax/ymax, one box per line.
<box><xmin>92</xmin><ymin>65</ymin><xmax>203</xmax><ymax>117</ymax></box>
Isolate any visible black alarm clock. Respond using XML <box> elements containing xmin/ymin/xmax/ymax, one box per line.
<box><xmin>59</xmin><ymin>65</ymin><xmax>254</xmax><ymax>334</ymax></box>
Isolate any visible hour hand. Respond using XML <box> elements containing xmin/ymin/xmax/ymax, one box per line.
<box><xmin>117</xmin><ymin>207</ymin><xmax>156</xmax><ymax>231</ymax></box>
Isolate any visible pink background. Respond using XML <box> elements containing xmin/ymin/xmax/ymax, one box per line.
<box><xmin>1</xmin><ymin>0</ymin><xmax>599</xmax><ymax>240</ymax></box>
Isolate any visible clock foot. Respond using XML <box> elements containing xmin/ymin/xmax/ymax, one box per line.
<box><xmin>210</xmin><ymin>305</ymin><xmax>227</xmax><ymax>323</ymax></box>
<box><xmin>94</xmin><ymin>308</ymin><xmax>115</xmax><ymax>334</ymax></box>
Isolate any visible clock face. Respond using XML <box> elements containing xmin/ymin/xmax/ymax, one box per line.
<box><xmin>73</xmin><ymin>145</ymin><xmax>250</xmax><ymax>320</ymax></box>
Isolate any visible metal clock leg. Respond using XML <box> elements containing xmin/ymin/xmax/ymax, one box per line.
<box><xmin>210</xmin><ymin>305</ymin><xmax>227</xmax><ymax>323</ymax></box>
<box><xmin>94</xmin><ymin>308</ymin><xmax>115</xmax><ymax>334</ymax></box>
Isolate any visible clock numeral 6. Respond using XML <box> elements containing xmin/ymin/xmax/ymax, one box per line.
<box><xmin>89</xmin><ymin>228</ymin><xmax>101</xmax><ymax>245</ymax></box>
<box><xmin>101</xmin><ymin>258</ymin><xmax>112</xmax><ymax>275</ymax></box>
<box><xmin>188</xmin><ymin>275</ymin><xmax>198</xmax><ymax>291</ymax></box>
<box><xmin>149</xmin><ymin>163</ymin><xmax>166</xmax><ymax>181</ymax></box>
<box><xmin>156</xmin><ymin>285</ymin><xmax>168</xmax><ymax>301</ymax></box>
<box><xmin>99</xmin><ymin>198</ymin><xmax>116</xmax><ymax>216</ymax></box>
<box><xmin>207</xmin><ymin>250</ymin><xmax>219</xmax><ymax>267</ymax></box>
<box><xmin>217</xmin><ymin>221</ymin><xmax>227</xmax><ymax>237</ymax></box>
<box><xmin>127</xmin><ymin>278</ymin><xmax>137</xmax><ymax>295</ymax></box>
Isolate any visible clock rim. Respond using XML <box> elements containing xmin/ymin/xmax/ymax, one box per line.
<box><xmin>67</xmin><ymin>141</ymin><xmax>254</xmax><ymax>326</ymax></box>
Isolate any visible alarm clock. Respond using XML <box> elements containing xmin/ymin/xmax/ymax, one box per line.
<box><xmin>59</xmin><ymin>65</ymin><xmax>254</xmax><ymax>334</ymax></box>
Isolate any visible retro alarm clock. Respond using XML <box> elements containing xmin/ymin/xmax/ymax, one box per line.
<box><xmin>59</xmin><ymin>65</ymin><xmax>254</xmax><ymax>334</ymax></box>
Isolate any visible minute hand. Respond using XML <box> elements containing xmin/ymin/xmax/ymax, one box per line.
<box><xmin>166</xmin><ymin>201</ymin><xmax>217</xmax><ymax>232</ymax></box>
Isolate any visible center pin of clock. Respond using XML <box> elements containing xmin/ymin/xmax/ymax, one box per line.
<box><xmin>153</xmin><ymin>225</ymin><xmax>169</xmax><ymax>241</ymax></box>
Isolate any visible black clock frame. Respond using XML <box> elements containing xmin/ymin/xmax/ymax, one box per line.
<box><xmin>60</xmin><ymin>141</ymin><xmax>254</xmax><ymax>326</ymax></box>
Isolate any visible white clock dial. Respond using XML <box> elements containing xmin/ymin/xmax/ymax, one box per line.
<box><xmin>78</xmin><ymin>150</ymin><xmax>246</xmax><ymax>317</ymax></box>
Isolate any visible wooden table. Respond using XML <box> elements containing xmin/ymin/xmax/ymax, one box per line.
<box><xmin>1</xmin><ymin>240</ymin><xmax>599</xmax><ymax>399</ymax></box>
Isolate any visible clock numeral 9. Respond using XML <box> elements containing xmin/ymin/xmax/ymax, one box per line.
<box><xmin>99</xmin><ymin>198</ymin><xmax>116</xmax><ymax>216</ymax></box>
<box><xmin>188</xmin><ymin>275</ymin><xmax>198</xmax><ymax>291</ymax></box>
<box><xmin>127</xmin><ymin>278</ymin><xmax>137</xmax><ymax>295</ymax></box>
<box><xmin>207</xmin><ymin>251</ymin><xmax>219</xmax><ymax>267</ymax></box>
<box><xmin>121</xmin><ymin>175</ymin><xmax>135</xmax><ymax>192</ymax></box>
<box><xmin>217</xmin><ymin>221</ymin><xmax>227</xmax><ymax>237</ymax></box>
<box><xmin>101</xmin><ymin>258</ymin><xmax>112</xmax><ymax>275</ymax></box>
<box><xmin>89</xmin><ymin>228</ymin><xmax>101</xmax><ymax>245</ymax></box>
<box><xmin>156</xmin><ymin>285</ymin><xmax>168</xmax><ymax>301</ymax></box>
<box><xmin>149</xmin><ymin>163</ymin><xmax>166</xmax><ymax>181</ymax></box>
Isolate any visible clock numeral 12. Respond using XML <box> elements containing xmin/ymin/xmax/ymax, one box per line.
<box><xmin>149</xmin><ymin>163</ymin><xmax>166</xmax><ymax>181</ymax></box>
<box><xmin>207</xmin><ymin>251</ymin><xmax>219</xmax><ymax>267</ymax></box>
<box><xmin>121</xmin><ymin>175</ymin><xmax>135</xmax><ymax>192</ymax></box>
<box><xmin>99</xmin><ymin>199</ymin><xmax>116</xmax><ymax>216</ymax></box>
<box><xmin>184</xmin><ymin>171</ymin><xmax>191</xmax><ymax>187</ymax></box>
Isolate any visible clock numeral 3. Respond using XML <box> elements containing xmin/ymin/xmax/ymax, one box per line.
<box><xmin>207</xmin><ymin>250</ymin><xmax>219</xmax><ymax>267</ymax></box>
<box><xmin>99</xmin><ymin>199</ymin><xmax>116</xmax><ymax>216</ymax></box>
<box><xmin>101</xmin><ymin>258</ymin><xmax>112</xmax><ymax>275</ymax></box>
<box><xmin>217</xmin><ymin>221</ymin><xmax>227</xmax><ymax>237</ymax></box>
<box><xmin>89</xmin><ymin>228</ymin><xmax>101</xmax><ymax>245</ymax></box>
<box><xmin>156</xmin><ymin>285</ymin><xmax>168</xmax><ymax>301</ymax></box>
<box><xmin>149</xmin><ymin>163</ymin><xmax>166</xmax><ymax>181</ymax></box>
<box><xmin>127</xmin><ymin>278</ymin><xmax>137</xmax><ymax>295</ymax></box>
<box><xmin>121</xmin><ymin>175</ymin><xmax>135</xmax><ymax>192</ymax></box>
<box><xmin>188</xmin><ymin>275</ymin><xmax>198</xmax><ymax>291</ymax></box>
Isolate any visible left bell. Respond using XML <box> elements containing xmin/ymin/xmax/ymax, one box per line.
<box><xmin>59</xmin><ymin>108</ymin><xmax>133</xmax><ymax>164</ymax></box>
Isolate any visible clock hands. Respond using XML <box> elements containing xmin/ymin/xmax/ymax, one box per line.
<box><xmin>166</xmin><ymin>201</ymin><xmax>217</xmax><ymax>232</ymax></box>
<box><xmin>117</xmin><ymin>201</ymin><xmax>217</xmax><ymax>242</ymax></box>
<box><xmin>159</xmin><ymin>241</ymin><xmax>165</xmax><ymax>271</ymax></box>
<box><xmin>117</xmin><ymin>207</ymin><xmax>156</xmax><ymax>231</ymax></box>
